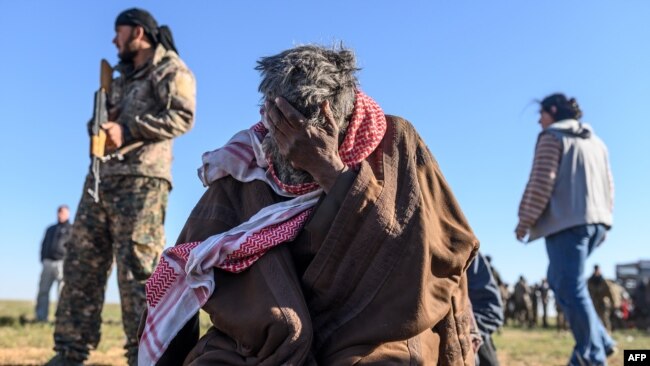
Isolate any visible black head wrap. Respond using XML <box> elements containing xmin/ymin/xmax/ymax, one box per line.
<box><xmin>115</xmin><ymin>8</ymin><xmax>178</xmax><ymax>55</ymax></box>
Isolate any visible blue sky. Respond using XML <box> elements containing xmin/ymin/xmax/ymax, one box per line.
<box><xmin>1</xmin><ymin>1</ymin><xmax>648</xmax><ymax>303</ymax></box>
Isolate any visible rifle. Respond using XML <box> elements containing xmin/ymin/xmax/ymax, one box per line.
<box><xmin>87</xmin><ymin>59</ymin><xmax>113</xmax><ymax>203</ymax></box>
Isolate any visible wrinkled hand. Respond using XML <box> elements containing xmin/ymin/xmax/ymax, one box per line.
<box><xmin>101</xmin><ymin>121</ymin><xmax>123</xmax><ymax>150</ymax></box>
<box><xmin>515</xmin><ymin>222</ymin><xmax>528</xmax><ymax>243</ymax></box>
<box><xmin>265</xmin><ymin>97</ymin><xmax>346</xmax><ymax>193</ymax></box>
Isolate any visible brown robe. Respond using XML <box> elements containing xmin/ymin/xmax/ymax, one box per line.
<box><xmin>153</xmin><ymin>116</ymin><xmax>479</xmax><ymax>365</ymax></box>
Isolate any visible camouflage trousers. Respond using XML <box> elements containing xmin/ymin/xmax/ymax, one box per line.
<box><xmin>54</xmin><ymin>175</ymin><xmax>169</xmax><ymax>364</ymax></box>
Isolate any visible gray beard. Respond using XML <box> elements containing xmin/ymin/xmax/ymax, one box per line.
<box><xmin>262</xmin><ymin>135</ymin><xmax>314</xmax><ymax>186</ymax></box>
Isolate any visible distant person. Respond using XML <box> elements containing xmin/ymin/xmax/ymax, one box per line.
<box><xmin>485</xmin><ymin>255</ymin><xmax>510</xmax><ymax>323</ymax></box>
<box><xmin>539</xmin><ymin>278</ymin><xmax>550</xmax><ymax>328</ymax></box>
<box><xmin>35</xmin><ymin>205</ymin><xmax>71</xmax><ymax>323</ymax></box>
<box><xmin>515</xmin><ymin>93</ymin><xmax>616</xmax><ymax>365</ymax></box>
<box><xmin>607</xmin><ymin>280</ymin><xmax>626</xmax><ymax>330</ymax></box>
<box><xmin>513</xmin><ymin>275</ymin><xmax>533</xmax><ymax>327</ymax></box>
<box><xmin>46</xmin><ymin>8</ymin><xmax>196</xmax><ymax>366</ymax></box>
<box><xmin>467</xmin><ymin>252</ymin><xmax>504</xmax><ymax>366</ymax></box>
<box><xmin>530</xmin><ymin>282</ymin><xmax>539</xmax><ymax>327</ymax></box>
<box><xmin>588</xmin><ymin>265</ymin><xmax>615</xmax><ymax>330</ymax></box>
<box><xmin>485</xmin><ymin>255</ymin><xmax>504</xmax><ymax>287</ymax></box>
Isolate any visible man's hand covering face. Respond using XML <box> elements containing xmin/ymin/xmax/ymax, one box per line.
<box><xmin>265</xmin><ymin>97</ymin><xmax>348</xmax><ymax>193</ymax></box>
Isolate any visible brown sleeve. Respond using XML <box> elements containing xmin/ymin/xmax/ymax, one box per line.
<box><xmin>412</xmin><ymin>127</ymin><xmax>478</xmax><ymax>365</ymax></box>
<box><xmin>304</xmin><ymin>168</ymin><xmax>358</xmax><ymax>247</ymax></box>
<box><xmin>155</xmin><ymin>178</ymin><xmax>243</xmax><ymax>365</ymax></box>
<box><xmin>304</xmin><ymin>117</ymin><xmax>479</xmax><ymax>364</ymax></box>
<box><xmin>176</xmin><ymin>178</ymin><xmax>314</xmax><ymax>365</ymax></box>
<box><xmin>185</xmin><ymin>246</ymin><xmax>314</xmax><ymax>366</ymax></box>
<box><xmin>434</xmin><ymin>276</ymin><xmax>476</xmax><ymax>366</ymax></box>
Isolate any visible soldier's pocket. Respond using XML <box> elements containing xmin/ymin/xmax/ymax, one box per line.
<box><xmin>129</xmin><ymin>207</ymin><xmax>166</xmax><ymax>280</ymax></box>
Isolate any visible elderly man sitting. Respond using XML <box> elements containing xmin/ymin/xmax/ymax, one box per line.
<box><xmin>139</xmin><ymin>45</ymin><xmax>479</xmax><ymax>365</ymax></box>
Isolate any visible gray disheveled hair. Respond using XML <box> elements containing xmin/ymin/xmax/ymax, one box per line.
<box><xmin>256</xmin><ymin>45</ymin><xmax>360</xmax><ymax>186</ymax></box>
<box><xmin>256</xmin><ymin>44</ymin><xmax>359</xmax><ymax>132</ymax></box>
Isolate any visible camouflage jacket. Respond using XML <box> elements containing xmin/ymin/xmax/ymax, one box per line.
<box><xmin>101</xmin><ymin>44</ymin><xmax>196</xmax><ymax>185</ymax></box>
<box><xmin>588</xmin><ymin>275</ymin><xmax>615</xmax><ymax>308</ymax></box>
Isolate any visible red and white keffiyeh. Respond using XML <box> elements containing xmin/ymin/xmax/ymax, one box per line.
<box><xmin>139</xmin><ymin>91</ymin><xmax>386</xmax><ymax>365</ymax></box>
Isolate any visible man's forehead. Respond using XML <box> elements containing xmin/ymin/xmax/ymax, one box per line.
<box><xmin>115</xmin><ymin>24</ymin><xmax>134</xmax><ymax>32</ymax></box>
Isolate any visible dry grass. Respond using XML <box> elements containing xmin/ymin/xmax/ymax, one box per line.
<box><xmin>0</xmin><ymin>300</ymin><xmax>212</xmax><ymax>366</ymax></box>
<box><xmin>494</xmin><ymin>324</ymin><xmax>649</xmax><ymax>366</ymax></box>
<box><xmin>0</xmin><ymin>300</ymin><xmax>648</xmax><ymax>365</ymax></box>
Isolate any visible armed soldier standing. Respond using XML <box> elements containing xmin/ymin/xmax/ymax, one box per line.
<box><xmin>47</xmin><ymin>8</ymin><xmax>195</xmax><ymax>366</ymax></box>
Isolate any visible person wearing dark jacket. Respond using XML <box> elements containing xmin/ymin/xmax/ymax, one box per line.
<box><xmin>468</xmin><ymin>252</ymin><xmax>504</xmax><ymax>366</ymax></box>
<box><xmin>35</xmin><ymin>205</ymin><xmax>71</xmax><ymax>322</ymax></box>
<box><xmin>47</xmin><ymin>8</ymin><xmax>195</xmax><ymax>366</ymax></box>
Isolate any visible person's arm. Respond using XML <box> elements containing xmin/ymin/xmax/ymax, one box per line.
<box><xmin>40</xmin><ymin>227</ymin><xmax>50</xmax><ymax>262</ymax></box>
<box><xmin>148</xmin><ymin>178</ymin><xmax>242</xmax><ymax>365</ymax></box>
<box><xmin>121</xmin><ymin>65</ymin><xmax>196</xmax><ymax>142</ymax></box>
<box><xmin>516</xmin><ymin>133</ymin><xmax>562</xmax><ymax>240</ymax></box>
<box><xmin>467</xmin><ymin>253</ymin><xmax>504</xmax><ymax>334</ymax></box>
<box><xmin>303</xmin><ymin>168</ymin><xmax>358</xmax><ymax>246</ymax></box>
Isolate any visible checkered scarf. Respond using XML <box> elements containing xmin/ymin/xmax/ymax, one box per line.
<box><xmin>139</xmin><ymin>91</ymin><xmax>386</xmax><ymax>365</ymax></box>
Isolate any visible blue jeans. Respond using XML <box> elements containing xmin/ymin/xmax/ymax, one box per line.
<box><xmin>546</xmin><ymin>224</ymin><xmax>615</xmax><ymax>366</ymax></box>
<box><xmin>35</xmin><ymin>259</ymin><xmax>64</xmax><ymax>322</ymax></box>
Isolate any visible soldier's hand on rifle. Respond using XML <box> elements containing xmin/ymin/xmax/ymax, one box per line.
<box><xmin>102</xmin><ymin>122</ymin><xmax>123</xmax><ymax>151</ymax></box>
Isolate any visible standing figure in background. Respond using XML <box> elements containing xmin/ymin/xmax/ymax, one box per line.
<box><xmin>485</xmin><ymin>255</ymin><xmax>504</xmax><ymax>288</ymax></box>
<box><xmin>539</xmin><ymin>278</ymin><xmax>550</xmax><ymax>328</ymax></box>
<box><xmin>513</xmin><ymin>276</ymin><xmax>534</xmax><ymax>327</ymax></box>
<box><xmin>607</xmin><ymin>280</ymin><xmax>626</xmax><ymax>330</ymax></box>
<box><xmin>515</xmin><ymin>93</ymin><xmax>616</xmax><ymax>365</ymax></box>
<box><xmin>530</xmin><ymin>282</ymin><xmax>539</xmax><ymax>327</ymax></box>
<box><xmin>35</xmin><ymin>205</ymin><xmax>71</xmax><ymax>323</ymax></box>
<box><xmin>485</xmin><ymin>255</ymin><xmax>509</xmax><ymax>326</ymax></box>
<box><xmin>587</xmin><ymin>265</ymin><xmax>614</xmax><ymax>331</ymax></box>
<box><xmin>468</xmin><ymin>252</ymin><xmax>504</xmax><ymax>366</ymax></box>
<box><xmin>47</xmin><ymin>8</ymin><xmax>196</xmax><ymax>366</ymax></box>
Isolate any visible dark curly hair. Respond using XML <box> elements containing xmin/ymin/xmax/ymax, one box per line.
<box><xmin>540</xmin><ymin>93</ymin><xmax>583</xmax><ymax>121</ymax></box>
